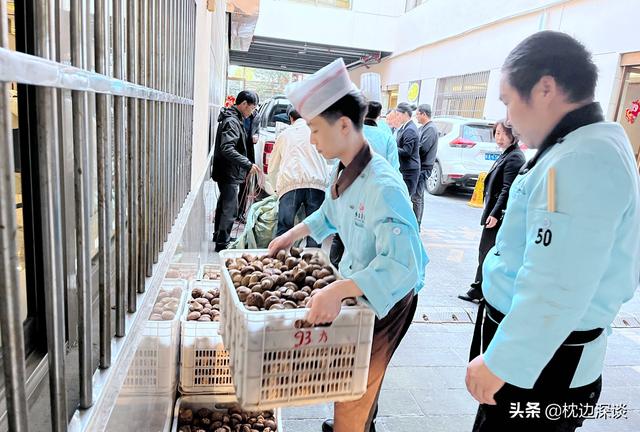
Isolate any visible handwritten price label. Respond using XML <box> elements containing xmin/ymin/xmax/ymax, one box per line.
<box><xmin>293</xmin><ymin>329</ymin><xmax>329</xmax><ymax>348</ymax></box>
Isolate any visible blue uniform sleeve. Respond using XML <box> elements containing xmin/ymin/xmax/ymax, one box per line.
<box><xmin>349</xmin><ymin>186</ymin><xmax>428</xmax><ymax>318</ymax></box>
<box><xmin>483</xmin><ymin>152</ymin><xmax>631</xmax><ymax>388</ymax></box>
<box><xmin>302</xmin><ymin>189</ymin><xmax>337</xmax><ymax>243</ymax></box>
<box><xmin>386</xmin><ymin>134</ymin><xmax>400</xmax><ymax>171</ymax></box>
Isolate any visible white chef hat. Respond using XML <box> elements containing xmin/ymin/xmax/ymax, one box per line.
<box><xmin>285</xmin><ymin>58</ymin><xmax>358</xmax><ymax>120</ymax></box>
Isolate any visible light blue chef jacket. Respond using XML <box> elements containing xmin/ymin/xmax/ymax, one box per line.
<box><xmin>303</xmin><ymin>153</ymin><xmax>428</xmax><ymax>318</ymax></box>
<box><xmin>483</xmin><ymin>121</ymin><xmax>640</xmax><ymax>389</ymax></box>
<box><xmin>378</xmin><ymin>120</ymin><xmax>393</xmax><ymax>137</ymax></box>
<box><xmin>364</xmin><ymin>125</ymin><xmax>400</xmax><ymax>171</ymax></box>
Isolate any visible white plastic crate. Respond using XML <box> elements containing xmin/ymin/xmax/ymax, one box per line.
<box><xmin>171</xmin><ymin>395</ymin><xmax>282</xmax><ymax>432</ymax></box>
<box><xmin>165</xmin><ymin>262</ymin><xmax>199</xmax><ymax>281</ymax></box>
<box><xmin>179</xmin><ymin>280</ymin><xmax>235</xmax><ymax>395</ymax></box>
<box><xmin>121</xmin><ymin>280</ymin><xmax>188</xmax><ymax>395</ymax></box>
<box><xmin>106</xmin><ymin>395</ymin><xmax>174</xmax><ymax>432</ymax></box>
<box><xmin>199</xmin><ymin>263</ymin><xmax>222</xmax><ymax>281</ymax></box>
<box><xmin>219</xmin><ymin>249</ymin><xmax>375</xmax><ymax>410</ymax></box>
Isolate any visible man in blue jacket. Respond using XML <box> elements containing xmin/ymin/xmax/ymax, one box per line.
<box><xmin>466</xmin><ymin>31</ymin><xmax>640</xmax><ymax>432</ymax></box>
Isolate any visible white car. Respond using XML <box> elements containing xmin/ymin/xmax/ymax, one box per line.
<box><xmin>254</xmin><ymin>95</ymin><xmax>291</xmax><ymax>175</ymax></box>
<box><xmin>426</xmin><ymin>116</ymin><xmax>534</xmax><ymax>195</ymax></box>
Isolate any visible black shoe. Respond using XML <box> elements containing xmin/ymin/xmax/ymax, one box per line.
<box><xmin>322</xmin><ymin>419</ymin><xmax>376</xmax><ymax>432</ymax></box>
<box><xmin>214</xmin><ymin>242</ymin><xmax>228</xmax><ymax>253</ymax></box>
<box><xmin>458</xmin><ymin>287</ymin><xmax>483</xmax><ymax>304</ymax></box>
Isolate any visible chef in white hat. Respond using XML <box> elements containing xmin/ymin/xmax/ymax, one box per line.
<box><xmin>268</xmin><ymin>58</ymin><xmax>429</xmax><ymax>432</ymax></box>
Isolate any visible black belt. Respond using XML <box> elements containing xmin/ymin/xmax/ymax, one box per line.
<box><xmin>484</xmin><ymin>302</ymin><xmax>604</xmax><ymax>345</ymax></box>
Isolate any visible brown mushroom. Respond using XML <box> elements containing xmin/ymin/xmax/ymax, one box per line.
<box><xmin>246</xmin><ymin>293</ymin><xmax>265</xmax><ymax>309</ymax></box>
<box><xmin>292</xmin><ymin>291</ymin><xmax>309</xmax><ymax>302</ymax></box>
<box><xmin>313</xmin><ymin>279</ymin><xmax>329</xmax><ymax>289</ymax></box>
<box><xmin>264</xmin><ymin>296</ymin><xmax>281</xmax><ymax>310</ymax></box>
<box><xmin>236</xmin><ymin>286</ymin><xmax>251</xmax><ymax>302</ymax></box>
<box><xmin>283</xmin><ymin>300</ymin><xmax>298</xmax><ymax>309</ymax></box>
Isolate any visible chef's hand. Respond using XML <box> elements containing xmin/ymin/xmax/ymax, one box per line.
<box><xmin>466</xmin><ymin>354</ymin><xmax>505</xmax><ymax>405</ymax></box>
<box><xmin>305</xmin><ymin>282</ymin><xmax>344</xmax><ymax>325</ymax></box>
<box><xmin>267</xmin><ymin>223</ymin><xmax>312</xmax><ymax>257</ymax></box>
<box><xmin>267</xmin><ymin>232</ymin><xmax>294</xmax><ymax>257</ymax></box>
<box><xmin>305</xmin><ymin>280</ymin><xmax>364</xmax><ymax>325</ymax></box>
<box><xmin>485</xmin><ymin>216</ymin><xmax>499</xmax><ymax>229</ymax></box>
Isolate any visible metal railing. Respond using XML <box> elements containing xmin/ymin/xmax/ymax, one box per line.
<box><xmin>0</xmin><ymin>0</ymin><xmax>197</xmax><ymax>430</ymax></box>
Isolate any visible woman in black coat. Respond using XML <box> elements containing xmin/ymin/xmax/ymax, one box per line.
<box><xmin>459</xmin><ymin>120</ymin><xmax>526</xmax><ymax>303</ymax></box>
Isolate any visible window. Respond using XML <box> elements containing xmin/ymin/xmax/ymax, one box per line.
<box><xmin>433</xmin><ymin>121</ymin><xmax>453</xmax><ymax>137</ymax></box>
<box><xmin>267</xmin><ymin>100</ymin><xmax>291</xmax><ymax>128</ymax></box>
<box><xmin>0</xmin><ymin>0</ymin><xmax>44</xmax><ymax>359</ymax></box>
<box><xmin>433</xmin><ymin>71</ymin><xmax>490</xmax><ymax>119</ymax></box>
<box><xmin>462</xmin><ymin>124</ymin><xmax>494</xmax><ymax>143</ymax></box>
<box><xmin>405</xmin><ymin>0</ymin><xmax>428</xmax><ymax>12</ymax></box>
<box><xmin>284</xmin><ymin>0</ymin><xmax>351</xmax><ymax>9</ymax></box>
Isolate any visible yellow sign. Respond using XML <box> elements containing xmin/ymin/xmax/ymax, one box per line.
<box><xmin>408</xmin><ymin>81</ymin><xmax>421</xmax><ymax>103</ymax></box>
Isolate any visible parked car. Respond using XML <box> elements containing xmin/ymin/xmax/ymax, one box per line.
<box><xmin>254</xmin><ymin>95</ymin><xmax>291</xmax><ymax>175</ymax></box>
<box><xmin>426</xmin><ymin>116</ymin><xmax>535</xmax><ymax>195</ymax></box>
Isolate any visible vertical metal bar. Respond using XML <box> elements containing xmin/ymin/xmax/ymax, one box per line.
<box><xmin>0</xmin><ymin>3</ymin><xmax>30</xmax><ymax>430</ymax></box>
<box><xmin>152</xmin><ymin>0</ymin><xmax>159</xmax><ymax>263</ymax></box>
<box><xmin>34</xmin><ymin>0</ymin><xmax>69</xmax><ymax>429</ymax></box>
<box><xmin>164</xmin><ymin>0</ymin><xmax>170</xmax><ymax>236</ymax></box>
<box><xmin>127</xmin><ymin>0</ymin><xmax>139</xmax><ymax>311</ymax></box>
<box><xmin>182</xmin><ymin>1</ymin><xmax>188</xmax><ymax>201</ymax></box>
<box><xmin>177</xmin><ymin>1</ymin><xmax>182</xmax><ymax>209</ymax></box>
<box><xmin>113</xmin><ymin>0</ymin><xmax>126</xmax><ymax>336</ymax></box>
<box><xmin>145</xmin><ymin>0</ymin><xmax>154</xmax><ymax>276</ymax></box>
<box><xmin>188</xmin><ymin>2</ymin><xmax>195</xmax><ymax>193</ymax></box>
<box><xmin>137</xmin><ymin>0</ymin><xmax>147</xmax><ymax>293</ymax></box>
<box><xmin>169</xmin><ymin>0</ymin><xmax>176</xmax><ymax>223</ymax></box>
<box><xmin>95</xmin><ymin>0</ymin><xmax>112</xmax><ymax>367</ymax></box>
<box><xmin>158</xmin><ymin>0</ymin><xmax>167</xmax><ymax>246</ymax></box>
<box><xmin>70</xmin><ymin>0</ymin><xmax>94</xmax><ymax>409</ymax></box>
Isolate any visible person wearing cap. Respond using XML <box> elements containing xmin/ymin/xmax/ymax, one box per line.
<box><xmin>268</xmin><ymin>58</ymin><xmax>428</xmax><ymax>432</ymax></box>
<box><xmin>413</xmin><ymin>104</ymin><xmax>438</xmax><ymax>227</ymax></box>
<box><xmin>466</xmin><ymin>31</ymin><xmax>640</xmax><ymax>431</ymax></box>
<box><xmin>267</xmin><ymin>106</ymin><xmax>329</xmax><ymax>247</ymax></box>
<box><xmin>395</xmin><ymin>102</ymin><xmax>421</xmax><ymax>202</ymax></box>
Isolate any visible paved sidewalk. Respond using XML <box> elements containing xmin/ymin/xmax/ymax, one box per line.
<box><xmin>282</xmin><ymin>192</ymin><xmax>640</xmax><ymax>432</ymax></box>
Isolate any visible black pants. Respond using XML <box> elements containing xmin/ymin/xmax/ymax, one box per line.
<box><xmin>276</xmin><ymin>188</ymin><xmax>325</xmax><ymax>248</ymax></box>
<box><xmin>470</xmin><ymin>302</ymin><xmax>602</xmax><ymax>432</ymax></box>
<box><xmin>411</xmin><ymin>170</ymin><xmax>431</xmax><ymax>227</ymax></box>
<box><xmin>213</xmin><ymin>183</ymin><xmax>239</xmax><ymax>249</ymax></box>
<box><xmin>472</xmin><ymin>224</ymin><xmax>500</xmax><ymax>290</ymax></box>
<box><xmin>401</xmin><ymin>168</ymin><xmax>419</xmax><ymax>197</ymax></box>
<box><xmin>237</xmin><ymin>181</ymin><xmax>249</xmax><ymax>220</ymax></box>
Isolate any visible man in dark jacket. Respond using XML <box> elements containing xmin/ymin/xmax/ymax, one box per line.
<box><xmin>237</xmin><ymin>108</ymin><xmax>260</xmax><ymax>222</ymax></box>
<box><xmin>211</xmin><ymin>90</ymin><xmax>260</xmax><ymax>252</ymax></box>
<box><xmin>413</xmin><ymin>104</ymin><xmax>438</xmax><ymax>227</ymax></box>
<box><xmin>395</xmin><ymin>103</ymin><xmax>421</xmax><ymax>202</ymax></box>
